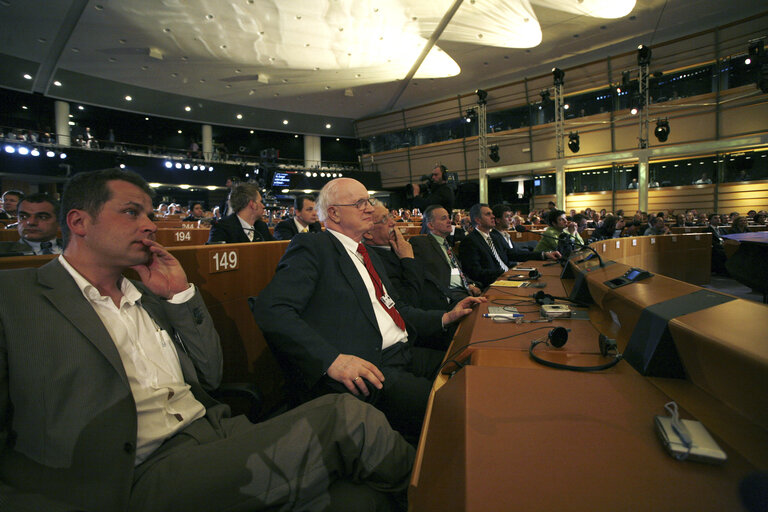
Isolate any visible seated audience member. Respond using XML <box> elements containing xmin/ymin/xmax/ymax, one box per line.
<box><xmin>207</xmin><ymin>183</ymin><xmax>274</xmax><ymax>243</ymax></box>
<box><xmin>533</xmin><ymin>209</ymin><xmax>584</xmax><ymax>254</ymax></box>
<box><xmin>0</xmin><ymin>193</ymin><xmax>62</xmax><ymax>256</ymax></box>
<box><xmin>644</xmin><ymin>216</ymin><xmax>671</xmax><ymax>236</ymax></box>
<box><xmin>396</xmin><ymin>210</ymin><xmax>411</xmax><ymax>223</ymax></box>
<box><xmin>694</xmin><ymin>173</ymin><xmax>713</xmax><ymax>184</ymax></box>
<box><xmin>627</xmin><ymin>178</ymin><xmax>638</xmax><ymax>189</ymax></box>
<box><xmin>461</xmin><ymin>204</ymin><xmax>560</xmax><ymax>288</ymax></box>
<box><xmin>273</xmin><ymin>194</ymin><xmax>322</xmax><ymax>240</ymax></box>
<box><xmin>707</xmin><ymin>214</ymin><xmax>728</xmax><ymax>274</ymax></box>
<box><xmin>183</xmin><ymin>201</ymin><xmax>205</xmax><ymax>221</ymax></box>
<box><xmin>696</xmin><ymin>213</ymin><xmax>709</xmax><ymax>226</ymax></box>
<box><xmin>0</xmin><ymin>169</ymin><xmax>413</xmax><ymax>512</ymax></box>
<box><xmin>0</xmin><ymin>190</ymin><xmax>23</xmax><ymax>219</ymax></box>
<box><xmin>491</xmin><ymin>204</ymin><xmax>516</xmax><ymax>249</ymax></box>
<box><xmin>511</xmin><ymin>214</ymin><xmax>527</xmax><ymax>232</ymax></box>
<box><xmin>754</xmin><ymin>212</ymin><xmax>767</xmax><ymax>225</ymax></box>
<box><xmin>460</xmin><ymin>216</ymin><xmax>474</xmax><ymax>234</ymax></box>
<box><xmin>572</xmin><ymin>213</ymin><xmax>588</xmax><ymax>237</ymax></box>
<box><xmin>252</xmin><ymin>178</ymin><xmax>484</xmax><ymax>441</ymax></box>
<box><xmin>451</xmin><ymin>212</ymin><xmax>462</xmax><ymax>226</ymax></box>
<box><xmin>364</xmin><ymin>201</ymin><xmax>456</xmax><ymax>312</ymax></box>
<box><xmin>729</xmin><ymin>215</ymin><xmax>749</xmax><ymax>234</ymax></box>
<box><xmin>591</xmin><ymin>214</ymin><xmax>625</xmax><ymax>241</ymax></box>
<box><xmin>411</xmin><ymin>205</ymin><xmax>483</xmax><ymax>303</ymax></box>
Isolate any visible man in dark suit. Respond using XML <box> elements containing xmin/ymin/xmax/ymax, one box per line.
<box><xmin>252</xmin><ymin>178</ymin><xmax>484</xmax><ymax>440</ymax></box>
<box><xmin>412</xmin><ymin>164</ymin><xmax>454</xmax><ymax>215</ymax></box>
<box><xmin>273</xmin><ymin>194</ymin><xmax>322</xmax><ymax>240</ymax></box>
<box><xmin>0</xmin><ymin>169</ymin><xmax>415</xmax><ymax>511</ymax></box>
<box><xmin>0</xmin><ymin>193</ymin><xmax>63</xmax><ymax>256</ymax></box>
<box><xmin>459</xmin><ymin>203</ymin><xmax>560</xmax><ymax>288</ymax></box>
<box><xmin>0</xmin><ymin>189</ymin><xmax>22</xmax><ymax>219</ymax></box>
<box><xmin>410</xmin><ymin>205</ymin><xmax>482</xmax><ymax>303</ymax></box>
<box><xmin>207</xmin><ymin>182</ymin><xmax>274</xmax><ymax>243</ymax></box>
<box><xmin>182</xmin><ymin>200</ymin><xmax>205</xmax><ymax>222</ymax></box>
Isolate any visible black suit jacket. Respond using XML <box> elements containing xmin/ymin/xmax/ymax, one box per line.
<box><xmin>252</xmin><ymin>231</ymin><xmax>443</xmax><ymax>396</ymax></box>
<box><xmin>458</xmin><ymin>229</ymin><xmax>545</xmax><ymax>288</ymax></box>
<box><xmin>410</xmin><ymin>234</ymin><xmax>477</xmax><ymax>300</ymax></box>
<box><xmin>273</xmin><ymin>218</ymin><xmax>322</xmax><ymax>241</ymax></box>
<box><xmin>367</xmin><ymin>245</ymin><xmax>452</xmax><ymax>311</ymax></box>
<box><xmin>207</xmin><ymin>213</ymin><xmax>274</xmax><ymax>244</ymax></box>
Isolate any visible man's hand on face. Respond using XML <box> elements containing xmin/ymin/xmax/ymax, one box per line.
<box><xmin>326</xmin><ymin>354</ymin><xmax>385</xmax><ymax>396</ymax></box>
<box><xmin>130</xmin><ymin>240</ymin><xmax>190</xmax><ymax>299</ymax></box>
<box><xmin>389</xmin><ymin>227</ymin><xmax>414</xmax><ymax>259</ymax></box>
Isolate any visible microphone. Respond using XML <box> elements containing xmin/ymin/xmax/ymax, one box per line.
<box><xmin>533</xmin><ymin>230</ymin><xmax>605</xmax><ymax>268</ymax></box>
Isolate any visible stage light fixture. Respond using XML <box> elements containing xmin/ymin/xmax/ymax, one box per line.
<box><xmin>59</xmin><ymin>153</ymin><xmax>67</xmax><ymax>159</ymax></box>
<box><xmin>489</xmin><ymin>145</ymin><xmax>500</xmax><ymax>163</ymax></box>
<box><xmin>568</xmin><ymin>132</ymin><xmax>580</xmax><ymax>153</ymax></box>
<box><xmin>630</xmin><ymin>107</ymin><xmax>639</xmax><ymax>115</ymax></box>
<box><xmin>540</xmin><ymin>90</ymin><xmax>551</xmax><ymax>103</ymax></box>
<box><xmin>552</xmin><ymin>67</ymin><xmax>565</xmax><ymax>86</ymax></box>
<box><xmin>30</xmin><ymin>148</ymin><xmax>40</xmax><ymax>157</ymax></box>
<box><xmin>475</xmin><ymin>89</ymin><xmax>488</xmax><ymax>105</ymax></box>
<box><xmin>465</xmin><ymin>108</ymin><xmax>477</xmax><ymax>122</ymax></box>
<box><xmin>637</xmin><ymin>45</ymin><xmax>652</xmax><ymax>67</ymax></box>
<box><xmin>46</xmin><ymin>150</ymin><xmax>55</xmax><ymax>158</ymax></box>
<box><xmin>17</xmin><ymin>147</ymin><xmax>29</xmax><ymax>156</ymax></box>
<box><xmin>164</xmin><ymin>161</ymin><xmax>173</xmax><ymax>168</ymax></box>
<box><xmin>654</xmin><ymin>119</ymin><xmax>670</xmax><ymax>142</ymax></box>
<box><xmin>4</xmin><ymin>145</ymin><xmax>15</xmax><ymax>154</ymax></box>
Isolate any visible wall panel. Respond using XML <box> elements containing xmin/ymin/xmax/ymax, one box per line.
<box><xmin>566</xmin><ymin>190</ymin><xmax>612</xmax><ymax>213</ymax></box>
<box><xmin>718</xmin><ymin>181</ymin><xmax>768</xmax><ymax>214</ymax></box>
<box><xmin>614</xmin><ymin>189</ymin><xmax>640</xmax><ymax>214</ymax></box>
<box><xmin>648</xmin><ymin>185</ymin><xmax>715</xmax><ymax>213</ymax></box>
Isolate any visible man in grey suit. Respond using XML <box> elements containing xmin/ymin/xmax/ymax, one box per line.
<box><xmin>0</xmin><ymin>193</ymin><xmax>63</xmax><ymax>256</ymax></box>
<box><xmin>410</xmin><ymin>205</ymin><xmax>483</xmax><ymax>302</ymax></box>
<box><xmin>0</xmin><ymin>169</ymin><xmax>414</xmax><ymax>512</ymax></box>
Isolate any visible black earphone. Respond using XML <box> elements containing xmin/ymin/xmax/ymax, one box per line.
<box><xmin>533</xmin><ymin>290</ymin><xmax>588</xmax><ymax>307</ymax></box>
<box><xmin>529</xmin><ymin>327</ymin><xmax>623</xmax><ymax>372</ymax></box>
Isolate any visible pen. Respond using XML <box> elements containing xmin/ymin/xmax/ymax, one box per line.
<box><xmin>482</xmin><ymin>313</ymin><xmax>524</xmax><ymax>319</ymax></box>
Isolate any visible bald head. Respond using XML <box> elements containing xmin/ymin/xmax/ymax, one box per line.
<box><xmin>317</xmin><ymin>178</ymin><xmax>375</xmax><ymax>240</ymax></box>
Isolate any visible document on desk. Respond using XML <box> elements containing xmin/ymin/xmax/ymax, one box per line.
<box><xmin>491</xmin><ymin>280</ymin><xmax>527</xmax><ymax>287</ymax></box>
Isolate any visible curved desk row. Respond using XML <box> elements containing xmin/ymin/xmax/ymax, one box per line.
<box><xmin>410</xmin><ymin>236</ymin><xmax>767</xmax><ymax>511</ymax></box>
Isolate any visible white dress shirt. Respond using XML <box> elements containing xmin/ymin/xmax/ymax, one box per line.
<box><xmin>236</xmin><ymin>213</ymin><xmax>255</xmax><ymax>241</ymax></box>
<box><xmin>327</xmin><ymin>229</ymin><xmax>407</xmax><ymax>350</ymax></box>
<box><xmin>24</xmin><ymin>238</ymin><xmax>63</xmax><ymax>255</ymax></box>
<box><xmin>58</xmin><ymin>256</ymin><xmax>206</xmax><ymax>465</ymax></box>
<box><xmin>294</xmin><ymin>217</ymin><xmax>309</xmax><ymax>233</ymax></box>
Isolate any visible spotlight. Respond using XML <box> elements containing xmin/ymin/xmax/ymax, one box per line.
<box><xmin>552</xmin><ymin>67</ymin><xmax>565</xmax><ymax>86</ymax></box>
<box><xmin>30</xmin><ymin>148</ymin><xmax>40</xmax><ymax>157</ymax></box>
<box><xmin>4</xmin><ymin>145</ymin><xmax>15</xmax><ymax>154</ymax></box>
<box><xmin>637</xmin><ymin>44</ymin><xmax>652</xmax><ymax>67</ymax></box>
<box><xmin>568</xmin><ymin>132</ymin><xmax>580</xmax><ymax>153</ymax></box>
<box><xmin>747</xmin><ymin>41</ymin><xmax>764</xmax><ymax>63</ymax></box>
<box><xmin>175</xmin><ymin>163</ymin><xmax>182</xmax><ymax>169</ymax></box>
<box><xmin>630</xmin><ymin>107</ymin><xmax>639</xmax><ymax>115</ymax></box>
<box><xmin>489</xmin><ymin>145</ymin><xmax>500</xmax><ymax>163</ymax></box>
<box><xmin>654</xmin><ymin>119</ymin><xmax>670</xmax><ymax>142</ymax></box>
<box><xmin>208</xmin><ymin>166</ymin><xmax>214</xmax><ymax>171</ymax></box>
<box><xmin>540</xmin><ymin>90</ymin><xmax>551</xmax><ymax>103</ymax></box>
<box><xmin>164</xmin><ymin>161</ymin><xmax>173</xmax><ymax>168</ymax></box>
<box><xmin>621</xmin><ymin>70</ymin><xmax>631</xmax><ymax>87</ymax></box>
<box><xmin>184</xmin><ymin>163</ymin><xmax>191</xmax><ymax>169</ymax></box>
<box><xmin>59</xmin><ymin>153</ymin><xmax>67</xmax><ymax>159</ymax></box>
<box><xmin>46</xmin><ymin>150</ymin><xmax>55</xmax><ymax>158</ymax></box>
<box><xmin>17</xmin><ymin>147</ymin><xmax>29</xmax><ymax>156</ymax></box>
<box><xmin>465</xmin><ymin>108</ymin><xmax>477</xmax><ymax>122</ymax></box>
<box><xmin>475</xmin><ymin>89</ymin><xmax>488</xmax><ymax>105</ymax></box>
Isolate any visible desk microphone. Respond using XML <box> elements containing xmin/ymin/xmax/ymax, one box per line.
<box><xmin>533</xmin><ymin>231</ymin><xmax>605</xmax><ymax>268</ymax></box>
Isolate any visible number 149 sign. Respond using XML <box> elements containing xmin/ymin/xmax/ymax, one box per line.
<box><xmin>209</xmin><ymin>249</ymin><xmax>239</xmax><ymax>273</ymax></box>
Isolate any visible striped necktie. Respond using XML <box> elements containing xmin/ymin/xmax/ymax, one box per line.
<box><xmin>443</xmin><ymin>240</ymin><xmax>470</xmax><ymax>291</ymax></box>
<box><xmin>483</xmin><ymin>233</ymin><xmax>508</xmax><ymax>272</ymax></box>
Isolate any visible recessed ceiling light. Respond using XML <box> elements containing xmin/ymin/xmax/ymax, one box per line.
<box><xmin>184</xmin><ymin>106</ymin><xmax>191</xmax><ymax>111</ymax></box>
<box><xmin>220</xmin><ymin>44</ymin><xmax>227</xmax><ymax>49</ymax></box>
<box><xmin>23</xmin><ymin>74</ymin><xmax>32</xmax><ymax>80</ymax></box>
<box><xmin>163</xmin><ymin>28</ymin><xmax>171</xmax><ymax>33</ymax></box>
<box><xmin>199</xmin><ymin>78</ymin><xmax>206</xmax><ymax>83</ymax></box>
<box><xmin>236</xmin><ymin>114</ymin><xmax>243</xmax><ymax>119</ymax></box>
<box><xmin>274</xmin><ymin>93</ymin><xmax>280</xmax><ymax>97</ymax></box>
<box><xmin>325</xmin><ymin>123</ymin><xmax>332</xmax><ymax>129</ymax></box>
<box><xmin>250</xmin><ymin>130</ymin><xmax>254</xmax><ymax>134</ymax></box>
<box><xmin>205</xmin><ymin>14</ymin><xmax>214</xmax><ymax>20</ymax></box>
<box><xmin>37</xmin><ymin>37</ymin><xmax>47</xmax><ymax>43</ymax></box>
<box><xmin>94</xmin><ymin>4</ymin><xmax>103</xmax><ymax>10</ymax></box>
<box><xmin>71</xmin><ymin>47</ymin><xmax>80</xmax><ymax>53</ymax></box>
<box><xmin>21</xmin><ymin>105</ymin><xmax>28</xmax><ymax>110</ymax></box>
<box><xmin>108</xmin><ymin>57</ymin><xmax>116</xmax><ymax>62</ymax></box>
<box><xmin>119</xmin><ymin>39</ymin><xmax>126</xmax><ymax>44</ymax></box>
<box><xmin>336</xmin><ymin>138</ymin><xmax>340</xmax><ymax>141</ymax></box>
<box><xmin>78</xmin><ymin>105</ymin><xmax>84</xmax><ymax>110</ymax></box>
<box><xmin>141</xmin><ymin>65</ymin><xmax>149</xmax><ymax>70</ymax></box>
<box><xmin>282</xmin><ymin>120</ymin><xmax>289</xmax><ymax>125</ymax></box>
<box><xmin>225</xmin><ymin>84</ymin><xmax>231</xmax><ymax>88</ymax></box>
<box><xmin>177</xmin><ymin>130</ymin><xmax>182</xmax><ymax>134</ymax></box>
<box><xmin>125</xmin><ymin>95</ymin><xmax>132</xmax><ymax>101</ymax></box>
<box><xmin>145</xmin><ymin>117</ymin><xmax>149</xmax><ymax>120</ymax></box>
<box><xmin>294</xmin><ymin>134</ymin><xmax>299</xmax><ymax>138</ymax></box>
<box><xmin>170</xmin><ymin>72</ymin><xmax>178</xmax><ymax>78</ymax></box>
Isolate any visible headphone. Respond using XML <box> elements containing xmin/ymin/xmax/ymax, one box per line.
<box><xmin>528</xmin><ymin>327</ymin><xmax>623</xmax><ymax>372</ymax></box>
<box><xmin>533</xmin><ymin>290</ymin><xmax>588</xmax><ymax>307</ymax></box>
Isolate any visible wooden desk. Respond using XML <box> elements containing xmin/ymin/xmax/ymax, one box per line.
<box><xmin>411</xmin><ymin>244</ymin><xmax>768</xmax><ymax>509</ymax></box>
<box><xmin>412</xmin><ymin>366</ymin><xmax>755</xmax><ymax>512</ymax></box>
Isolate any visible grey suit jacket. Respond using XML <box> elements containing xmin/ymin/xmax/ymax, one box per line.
<box><xmin>0</xmin><ymin>259</ymin><xmax>224</xmax><ymax>511</ymax></box>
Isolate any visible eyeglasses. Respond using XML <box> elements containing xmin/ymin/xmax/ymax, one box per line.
<box><xmin>372</xmin><ymin>214</ymin><xmax>393</xmax><ymax>225</ymax></box>
<box><xmin>332</xmin><ymin>197</ymin><xmax>375</xmax><ymax>211</ymax></box>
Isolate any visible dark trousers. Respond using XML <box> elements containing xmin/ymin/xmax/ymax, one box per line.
<box><xmin>314</xmin><ymin>343</ymin><xmax>444</xmax><ymax>443</ymax></box>
<box><xmin>129</xmin><ymin>394</ymin><xmax>413</xmax><ymax>512</ymax></box>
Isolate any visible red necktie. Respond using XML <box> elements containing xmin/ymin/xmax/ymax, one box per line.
<box><xmin>356</xmin><ymin>244</ymin><xmax>406</xmax><ymax>332</ymax></box>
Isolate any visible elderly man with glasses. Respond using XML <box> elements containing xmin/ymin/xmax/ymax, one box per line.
<box><xmin>253</xmin><ymin>178</ymin><xmax>484</xmax><ymax>442</ymax></box>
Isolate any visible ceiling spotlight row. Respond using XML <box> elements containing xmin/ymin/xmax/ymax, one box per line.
<box><xmin>4</xmin><ymin>144</ymin><xmax>66</xmax><ymax>159</ymax></box>
<box><xmin>164</xmin><ymin>160</ymin><xmax>214</xmax><ymax>172</ymax></box>
<box><xmin>304</xmin><ymin>171</ymin><xmax>343</xmax><ymax>178</ymax></box>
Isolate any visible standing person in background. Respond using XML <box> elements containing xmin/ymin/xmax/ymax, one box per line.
<box><xmin>411</xmin><ymin>165</ymin><xmax>454</xmax><ymax>215</ymax></box>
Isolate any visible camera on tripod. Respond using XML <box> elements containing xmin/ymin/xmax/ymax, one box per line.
<box><xmin>404</xmin><ymin>174</ymin><xmax>433</xmax><ymax>199</ymax></box>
